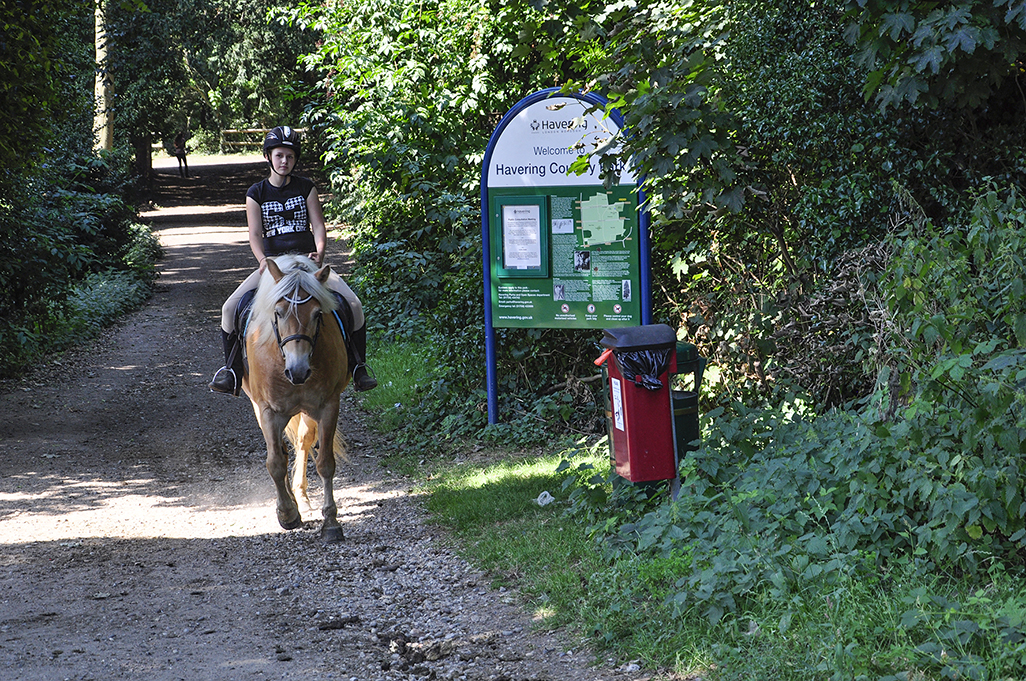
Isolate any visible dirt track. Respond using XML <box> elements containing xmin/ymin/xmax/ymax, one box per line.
<box><xmin>0</xmin><ymin>155</ymin><xmax>658</xmax><ymax>681</ymax></box>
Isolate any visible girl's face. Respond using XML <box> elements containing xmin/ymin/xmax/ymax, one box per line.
<box><xmin>267</xmin><ymin>147</ymin><xmax>297</xmax><ymax>176</ymax></box>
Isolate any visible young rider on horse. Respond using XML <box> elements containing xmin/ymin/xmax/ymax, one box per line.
<box><xmin>209</xmin><ymin>125</ymin><xmax>377</xmax><ymax>395</ymax></box>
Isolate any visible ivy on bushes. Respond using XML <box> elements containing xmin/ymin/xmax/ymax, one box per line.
<box><xmin>562</xmin><ymin>186</ymin><xmax>1026</xmax><ymax>676</ymax></box>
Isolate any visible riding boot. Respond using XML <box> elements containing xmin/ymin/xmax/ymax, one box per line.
<box><xmin>209</xmin><ymin>329</ymin><xmax>244</xmax><ymax>396</ymax></box>
<box><xmin>349</xmin><ymin>324</ymin><xmax>377</xmax><ymax>392</ymax></box>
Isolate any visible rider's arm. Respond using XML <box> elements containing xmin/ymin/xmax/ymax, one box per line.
<box><xmin>307</xmin><ymin>186</ymin><xmax>327</xmax><ymax>267</ymax></box>
<box><xmin>246</xmin><ymin>196</ymin><xmax>268</xmax><ymax>272</ymax></box>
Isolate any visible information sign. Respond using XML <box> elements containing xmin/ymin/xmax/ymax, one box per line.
<box><xmin>489</xmin><ymin>184</ymin><xmax>639</xmax><ymax>328</ymax></box>
<box><xmin>481</xmin><ymin>88</ymin><xmax>653</xmax><ymax>422</ymax></box>
<box><xmin>483</xmin><ymin>91</ymin><xmax>645</xmax><ymax>329</ymax></box>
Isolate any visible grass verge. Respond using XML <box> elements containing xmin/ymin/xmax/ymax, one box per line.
<box><xmin>416</xmin><ymin>445</ymin><xmax>1026</xmax><ymax>680</ymax></box>
<box><xmin>357</xmin><ymin>339</ymin><xmax>433</xmax><ymax>435</ymax></box>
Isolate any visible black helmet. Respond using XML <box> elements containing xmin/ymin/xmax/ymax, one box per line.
<box><xmin>263</xmin><ymin>126</ymin><xmax>301</xmax><ymax>159</ymax></box>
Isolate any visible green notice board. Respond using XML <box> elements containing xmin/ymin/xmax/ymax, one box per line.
<box><xmin>489</xmin><ymin>184</ymin><xmax>641</xmax><ymax>329</ymax></box>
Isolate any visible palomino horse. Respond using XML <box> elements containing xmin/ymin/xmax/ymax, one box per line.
<box><xmin>242</xmin><ymin>254</ymin><xmax>349</xmax><ymax>542</ymax></box>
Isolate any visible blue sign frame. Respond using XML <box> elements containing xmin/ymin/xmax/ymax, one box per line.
<box><xmin>481</xmin><ymin>88</ymin><xmax>653</xmax><ymax>424</ymax></box>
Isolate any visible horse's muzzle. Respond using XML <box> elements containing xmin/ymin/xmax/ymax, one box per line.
<box><xmin>284</xmin><ymin>366</ymin><xmax>311</xmax><ymax>385</ymax></box>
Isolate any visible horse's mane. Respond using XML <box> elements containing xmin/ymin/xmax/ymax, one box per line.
<box><xmin>249</xmin><ymin>255</ymin><xmax>338</xmax><ymax>348</ymax></box>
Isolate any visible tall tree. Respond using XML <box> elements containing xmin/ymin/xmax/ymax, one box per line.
<box><xmin>183</xmin><ymin>0</ymin><xmax>319</xmax><ymax>133</ymax></box>
<box><xmin>0</xmin><ymin>0</ymin><xmax>87</xmax><ymax>181</ymax></box>
<box><xmin>105</xmin><ymin>0</ymin><xmax>190</xmax><ymax>175</ymax></box>
<box><xmin>95</xmin><ymin>0</ymin><xmax>114</xmax><ymax>151</ymax></box>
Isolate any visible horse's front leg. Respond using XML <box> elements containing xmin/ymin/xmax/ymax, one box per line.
<box><xmin>313</xmin><ymin>401</ymin><xmax>343</xmax><ymax>543</ymax></box>
<box><xmin>291</xmin><ymin>414</ymin><xmax>319</xmax><ymax>514</ymax></box>
<box><xmin>255</xmin><ymin>406</ymin><xmax>302</xmax><ymax>530</ymax></box>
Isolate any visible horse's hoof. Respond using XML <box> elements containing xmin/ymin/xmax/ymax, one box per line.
<box><xmin>278</xmin><ymin>514</ymin><xmax>303</xmax><ymax>530</ymax></box>
<box><xmin>320</xmin><ymin>525</ymin><xmax>344</xmax><ymax>543</ymax></box>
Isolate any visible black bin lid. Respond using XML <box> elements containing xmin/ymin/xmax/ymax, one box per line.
<box><xmin>600</xmin><ymin>324</ymin><xmax>676</xmax><ymax>352</ymax></box>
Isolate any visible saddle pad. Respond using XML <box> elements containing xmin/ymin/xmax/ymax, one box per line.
<box><xmin>235</xmin><ymin>289</ymin><xmax>256</xmax><ymax>341</ymax></box>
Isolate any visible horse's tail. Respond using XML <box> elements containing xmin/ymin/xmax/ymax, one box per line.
<box><xmin>284</xmin><ymin>414</ymin><xmax>347</xmax><ymax>464</ymax></box>
<box><xmin>333</xmin><ymin>429</ymin><xmax>347</xmax><ymax>464</ymax></box>
<box><xmin>284</xmin><ymin>415</ymin><xmax>301</xmax><ymax>454</ymax></box>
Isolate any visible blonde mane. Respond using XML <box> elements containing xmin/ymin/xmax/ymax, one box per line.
<box><xmin>248</xmin><ymin>255</ymin><xmax>338</xmax><ymax>349</ymax></box>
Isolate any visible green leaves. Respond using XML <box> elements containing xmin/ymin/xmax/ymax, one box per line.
<box><xmin>845</xmin><ymin>0</ymin><xmax>1026</xmax><ymax>110</ymax></box>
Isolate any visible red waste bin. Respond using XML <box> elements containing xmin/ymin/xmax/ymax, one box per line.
<box><xmin>594</xmin><ymin>324</ymin><xmax>678</xmax><ymax>483</ymax></box>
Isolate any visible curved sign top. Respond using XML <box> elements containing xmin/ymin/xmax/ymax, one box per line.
<box><xmin>486</xmin><ymin>93</ymin><xmax>636</xmax><ymax>188</ymax></box>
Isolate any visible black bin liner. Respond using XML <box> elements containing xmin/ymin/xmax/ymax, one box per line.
<box><xmin>601</xmin><ymin>324</ymin><xmax>676</xmax><ymax>391</ymax></box>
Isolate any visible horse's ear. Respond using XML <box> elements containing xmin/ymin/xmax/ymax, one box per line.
<box><xmin>267</xmin><ymin>258</ymin><xmax>284</xmax><ymax>282</ymax></box>
<box><xmin>315</xmin><ymin>264</ymin><xmax>331</xmax><ymax>284</ymax></box>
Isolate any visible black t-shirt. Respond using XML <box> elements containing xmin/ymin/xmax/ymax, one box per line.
<box><xmin>246</xmin><ymin>176</ymin><xmax>317</xmax><ymax>257</ymax></box>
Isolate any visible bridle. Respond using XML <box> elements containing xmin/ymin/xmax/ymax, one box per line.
<box><xmin>270</xmin><ymin>291</ymin><xmax>323</xmax><ymax>359</ymax></box>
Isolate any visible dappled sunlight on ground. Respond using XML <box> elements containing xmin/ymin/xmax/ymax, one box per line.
<box><xmin>0</xmin><ymin>467</ymin><xmax>404</xmax><ymax>544</ymax></box>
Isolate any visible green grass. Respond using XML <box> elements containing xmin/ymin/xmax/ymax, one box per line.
<box><xmin>420</xmin><ymin>446</ymin><xmax>1026</xmax><ymax>680</ymax></box>
<box><xmin>357</xmin><ymin>339</ymin><xmax>433</xmax><ymax>433</ymax></box>
<box><xmin>423</xmin><ymin>452</ymin><xmax>609</xmax><ymax>625</ymax></box>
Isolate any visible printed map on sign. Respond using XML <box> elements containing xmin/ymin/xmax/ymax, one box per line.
<box><xmin>579</xmin><ymin>192</ymin><xmax>630</xmax><ymax>246</ymax></box>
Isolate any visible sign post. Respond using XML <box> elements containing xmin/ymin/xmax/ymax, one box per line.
<box><xmin>481</xmin><ymin>88</ymin><xmax>652</xmax><ymax>423</ymax></box>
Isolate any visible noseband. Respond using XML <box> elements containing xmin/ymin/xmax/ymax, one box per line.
<box><xmin>271</xmin><ymin>292</ymin><xmax>323</xmax><ymax>359</ymax></box>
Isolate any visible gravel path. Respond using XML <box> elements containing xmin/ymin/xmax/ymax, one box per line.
<box><xmin>0</xmin><ymin>155</ymin><xmax>662</xmax><ymax>681</ymax></box>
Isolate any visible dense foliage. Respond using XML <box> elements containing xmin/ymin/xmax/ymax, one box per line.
<box><xmin>0</xmin><ymin>0</ymin><xmax>162</xmax><ymax>377</ymax></box>
<box><xmin>292</xmin><ymin>0</ymin><xmax>1026</xmax><ymax>436</ymax></box>
<box><xmin>845</xmin><ymin>0</ymin><xmax>1026</xmax><ymax>110</ymax></box>
<box><xmin>0</xmin><ymin>0</ymin><xmax>85</xmax><ymax>176</ymax></box>
<box><xmin>545</xmin><ymin>190</ymin><xmax>1026</xmax><ymax>678</ymax></box>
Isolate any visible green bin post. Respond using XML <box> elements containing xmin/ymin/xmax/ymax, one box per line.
<box><xmin>671</xmin><ymin>342</ymin><xmax>704</xmax><ymax>459</ymax></box>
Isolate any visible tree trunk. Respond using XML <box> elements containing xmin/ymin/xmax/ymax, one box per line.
<box><xmin>94</xmin><ymin>1</ymin><xmax>113</xmax><ymax>152</ymax></box>
<box><xmin>133</xmin><ymin>135</ymin><xmax>152</xmax><ymax>179</ymax></box>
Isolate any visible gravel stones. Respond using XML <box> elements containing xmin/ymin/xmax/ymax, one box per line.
<box><xmin>0</xmin><ymin>157</ymin><xmax>665</xmax><ymax>681</ymax></box>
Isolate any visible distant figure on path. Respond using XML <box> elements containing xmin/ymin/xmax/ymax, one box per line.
<box><xmin>173</xmin><ymin>132</ymin><xmax>189</xmax><ymax>178</ymax></box>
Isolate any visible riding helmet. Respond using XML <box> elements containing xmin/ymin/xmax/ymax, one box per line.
<box><xmin>263</xmin><ymin>126</ymin><xmax>301</xmax><ymax>159</ymax></box>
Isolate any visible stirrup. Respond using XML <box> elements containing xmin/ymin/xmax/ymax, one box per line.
<box><xmin>209</xmin><ymin>366</ymin><xmax>240</xmax><ymax>396</ymax></box>
<box><xmin>352</xmin><ymin>364</ymin><xmax>377</xmax><ymax>392</ymax></box>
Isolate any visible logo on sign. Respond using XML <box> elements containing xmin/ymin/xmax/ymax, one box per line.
<box><xmin>613</xmin><ymin>304</ymin><xmax>622</xmax><ymax>313</ymax></box>
<box><xmin>561</xmin><ymin>304</ymin><xmax>570</xmax><ymax>313</ymax></box>
<box><xmin>530</xmin><ymin>117</ymin><xmax>589</xmax><ymax>134</ymax></box>
<box><xmin>587</xmin><ymin>304</ymin><xmax>596</xmax><ymax>313</ymax></box>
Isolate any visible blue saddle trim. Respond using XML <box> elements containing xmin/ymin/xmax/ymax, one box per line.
<box><xmin>235</xmin><ymin>289</ymin><xmax>256</xmax><ymax>343</ymax></box>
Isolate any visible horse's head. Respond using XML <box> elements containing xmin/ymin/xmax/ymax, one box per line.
<box><xmin>252</xmin><ymin>255</ymin><xmax>338</xmax><ymax>386</ymax></box>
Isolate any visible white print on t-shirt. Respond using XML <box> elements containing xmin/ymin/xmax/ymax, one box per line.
<box><xmin>262</xmin><ymin>195</ymin><xmax>309</xmax><ymax>237</ymax></box>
